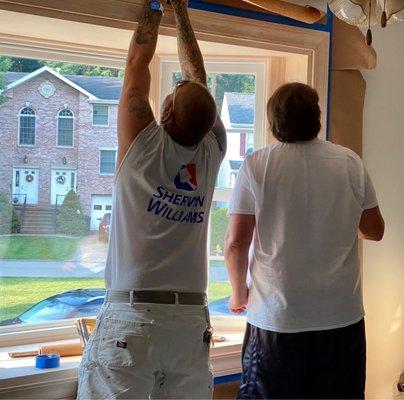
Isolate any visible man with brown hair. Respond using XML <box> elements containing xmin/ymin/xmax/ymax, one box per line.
<box><xmin>225</xmin><ymin>82</ymin><xmax>384</xmax><ymax>399</ymax></box>
<box><xmin>77</xmin><ymin>0</ymin><xmax>226</xmax><ymax>398</ymax></box>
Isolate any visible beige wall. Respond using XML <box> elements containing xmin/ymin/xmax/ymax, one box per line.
<box><xmin>362</xmin><ymin>23</ymin><xmax>404</xmax><ymax>399</ymax></box>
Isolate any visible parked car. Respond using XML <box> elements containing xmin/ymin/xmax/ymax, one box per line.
<box><xmin>98</xmin><ymin>212</ymin><xmax>111</xmax><ymax>242</ymax></box>
<box><xmin>0</xmin><ymin>290</ymin><xmax>241</xmax><ymax>326</ymax></box>
<box><xmin>0</xmin><ymin>289</ymin><xmax>105</xmax><ymax>326</ymax></box>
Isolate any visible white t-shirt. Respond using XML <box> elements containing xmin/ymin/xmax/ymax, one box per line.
<box><xmin>105</xmin><ymin>120</ymin><xmax>224</xmax><ymax>292</ymax></box>
<box><xmin>229</xmin><ymin>139</ymin><xmax>378</xmax><ymax>332</ymax></box>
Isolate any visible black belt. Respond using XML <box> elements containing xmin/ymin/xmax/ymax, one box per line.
<box><xmin>105</xmin><ymin>290</ymin><xmax>207</xmax><ymax>305</ymax></box>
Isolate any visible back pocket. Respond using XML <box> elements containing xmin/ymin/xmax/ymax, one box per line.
<box><xmin>98</xmin><ymin>317</ymin><xmax>153</xmax><ymax>368</ymax></box>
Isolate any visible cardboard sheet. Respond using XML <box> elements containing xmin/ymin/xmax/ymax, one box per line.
<box><xmin>329</xmin><ymin>70</ymin><xmax>366</xmax><ymax>157</ymax></box>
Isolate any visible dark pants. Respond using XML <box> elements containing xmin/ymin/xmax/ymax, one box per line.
<box><xmin>238</xmin><ymin>319</ymin><xmax>366</xmax><ymax>400</ymax></box>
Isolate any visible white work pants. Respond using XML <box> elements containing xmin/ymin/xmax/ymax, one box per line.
<box><xmin>77</xmin><ymin>302</ymin><xmax>213</xmax><ymax>399</ymax></box>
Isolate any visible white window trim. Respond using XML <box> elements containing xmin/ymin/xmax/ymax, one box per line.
<box><xmin>99</xmin><ymin>147</ymin><xmax>117</xmax><ymax>176</ymax></box>
<box><xmin>92</xmin><ymin>103</ymin><xmax>110</xmax><ymax>127</ymax></box>
<box><xmin>17</xmin><ymin>106</ymin><xmax>36</xmax><ymax>147</ymax></box>
<box><xmin>56</xmin><ymin>108</ymin><xmax>75</xmax><ymax>148</ymax></box>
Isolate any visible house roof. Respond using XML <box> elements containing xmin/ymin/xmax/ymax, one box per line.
<box><xmin>65</xmin><ymin>75</ymin><xmax>122</xmax><ymax>101</ymax></box>
<box><xmin>224</xmin><ymin>92</ymin><xmax>255</xmax><ymax>126</ymax></box>
<box><xmin>3</xmin><ymin>66</ymin><xmax>123</xmax><ymax>101</ymax></box>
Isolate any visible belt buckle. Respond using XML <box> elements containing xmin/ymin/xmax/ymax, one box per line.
<box><xmin>174</xmin><ymin>292</ymin><xmax>179</xmax><ymax>304</ymax></box>
<box><xmin>129</xmin><ymin>290</ymin><xmax>134</xmax><ymax>305</ymax></box>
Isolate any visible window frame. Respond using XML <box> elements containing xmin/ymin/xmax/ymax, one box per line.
<box><xmin>92</xmin><ymin>103</ymin><xmax>110</xmax><ymax>127</ymax></box>
<box><xmin>56</xmin><ymin>108</ymin><xmax>75</xmax><ymax>148</ymax></box>
<box><xmin>99</xmin><ymin>148</ymin><xmax>117</xmax><ymax>176</ymax></box>
<box><xmin>17</xmin><ymin>106</ymin><xmax>36</xmax><ymax>147</ymax></box>
<box><xmin>0</xmin><ymin>7</ymin><xmax>331</xmax><ymax>347</ymax></box>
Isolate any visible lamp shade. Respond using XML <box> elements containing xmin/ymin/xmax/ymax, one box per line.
<box><xmin>329</xmin><ymin>0</ymin><xmax>381</xmax><ymax>26</ymax></box>
<box><xmin>377</xmin><ymin>0</ymin><xmax>404</xmax><ymax>21</ymax></box>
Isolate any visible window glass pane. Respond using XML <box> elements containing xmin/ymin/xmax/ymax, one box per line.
<box><xmin>100</xmin><ymin>150</ymin><xmax>116</xmax><ymax>174</ymax></box>
<box><xmin>214</xmin><ymin>74</ymin><xmax>256</xmax><ymax>189</ymax></box>
<box><xmin>19</xmin><ymin>108</ymin><xmax>36</xmax><ymax>145</ymax></box>
<box><xmin>57</xmin><ymin>113</ymin><xmax>74</xmax><ymax>146</ymax></box>
<box><xmin>0</xmin><ymin>57</ymin><xmax>123</xmax><ymax>328</ymax></box>
<box><xmin>208</xmin><ymin>202</ymin><xmax>235</xmax><ymax>316</ymax></box>
<box><xmin>93</xmin><ymin>105</ymin><xmax>109</xmax><ymax>125</ymax></box>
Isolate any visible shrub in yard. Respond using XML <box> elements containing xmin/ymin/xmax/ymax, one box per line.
<box><xmin>0</xmin><ymin>192</ymin><xmax>20</xmax><ymax>234</ymax></box>
<box><xmin>210</xmin><ymin>207</ymin><xmax>229</xmax><ymax>256</ymax></box>
<box><xmin>56</xmin><ymin>190</ymin><xmax>86</xmax><ymax>236</ymax></box>
<box><xmin>11</xmin><ymin>208</ymin><xmax>21</xmax><ymax>233</ymax></box>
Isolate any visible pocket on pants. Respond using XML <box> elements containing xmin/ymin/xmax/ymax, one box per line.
<box><xmin>98</xmin><ymin>315</ymin><xmax>153</xmax><ymax>368</ymax></box>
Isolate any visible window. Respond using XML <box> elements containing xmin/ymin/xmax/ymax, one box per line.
<box><xmin>0</xmin><ymin>15</ymin><xmax>329</xmax><ymax>345</ymax></box>
<box><xmin>19</xmin><ymin>107</ymin><xmax>36</xmax><ymax>145</ymax></box>
<box><xmin>93</xmin><ymin>104</ymin><xmax>109</xmax><ymax>126</ymax></box>
<box><xmin>99</xmin><ymin>149</ymin><xmax>117</xmax><ymax>175</ymax></box>
<box><xmin>57</xmin><ymin>109</ymin><xmax>74</xmax><ymax>147</ymax></box>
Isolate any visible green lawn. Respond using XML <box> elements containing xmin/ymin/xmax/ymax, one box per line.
<box><xmin>0</xmin><ymin>277</ymin><xmax>231</xmax><ymax>322</ymax></box>
<box><xmin>0</xmin><ymin>236</ymin><xmax>79</xmax><ymax>260</ymax></box>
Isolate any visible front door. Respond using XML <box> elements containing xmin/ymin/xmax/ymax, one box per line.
<box><xmin>51</xmin><ymin>169</ymin><xmax>77</xmax><ymax>205</ymax></box>
<box><xmin>12</xmin><ymin>168</ymin><xmax>39</xmax><ymax>205</ymax></box>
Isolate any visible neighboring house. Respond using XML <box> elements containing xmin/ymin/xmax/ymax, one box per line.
<box><xmin>219</xmin><ymin>92</ymin><xmax>255</xmax><ymax>188</ymax></box>
<box><xmin>0</xmin><ymin>66</ymin><xmax>122</xmax><ymax>230</ymax></box>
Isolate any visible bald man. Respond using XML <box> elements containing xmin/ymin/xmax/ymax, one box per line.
<box><xmin>77</xmin><ymin>0</ymin><xmax>226</xmax><ymax>399</ymax></box>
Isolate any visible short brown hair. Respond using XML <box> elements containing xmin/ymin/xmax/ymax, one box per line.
<box><xmin>267</xmin><ymin>83</ymin><xmax>321</xmax><ymax>142</ymax></box>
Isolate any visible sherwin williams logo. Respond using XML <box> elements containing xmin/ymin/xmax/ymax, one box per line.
<box><xmin>174</xmin><ymin>164</ymin><xmax>198</xmax><ymax>192</ymax></box>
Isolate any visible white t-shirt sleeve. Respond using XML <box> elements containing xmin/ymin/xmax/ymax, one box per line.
<box><xmin>229</xmin><ymin>160</ymin><xmax>255</xmax><ymax>215</ymax></box>
<box><xmin>363</xmin><ymin>168</ymin><xmax>379</xmax><ymax>210</ymax></box>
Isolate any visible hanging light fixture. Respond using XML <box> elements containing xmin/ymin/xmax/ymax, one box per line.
<box><xmin>378</xmin><ymin>0</ymin><xmax>404</xmax><ymax>25</ymax></box>
<box><xmin>328</xmin><ymin>0</ymin><xmax>404</xmax><ymax>45</ymax></box>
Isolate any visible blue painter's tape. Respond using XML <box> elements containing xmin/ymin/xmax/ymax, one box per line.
<box><xmin>35</xmin><ymin>354</ymin><xmax>60</xmax><ymax>369</ymax></box>
<box><xmin>214</xmin><ymin>373</ymin><xmax>242</xmax><ymax>385</ymax></box>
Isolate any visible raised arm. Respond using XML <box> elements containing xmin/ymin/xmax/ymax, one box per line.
<box><xmin>170</xmin><ymin>0</ymin><xmax>227</xmax><ymax>153</ymax></box>
<box><xmin>117</xmin><ymin>1</ymin><xmax>163</xmax><ymax>167</ymax></box>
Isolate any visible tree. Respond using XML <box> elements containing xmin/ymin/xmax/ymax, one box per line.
<box><xmin>0</xmin><ymin>192</ymin><xmax>21</xmax><ymax>234</ymax></box>
<box><xmin>210</xmin><ymin>207</ymin><xmax>229</xmax><ymax>256</ymax></box>
<box><xmin>0</xmin><ymin>56</ymin><xmax>12</xmax><ymax>105</ymax></box>
<box><xmin>43</xmin><ymin>61</ymin><xmax>122</xmax><ymax>77</ymax></box>
<box><xmin>56</xmin><ymin>190</ymin><xmax>87</xmax><ymax>236</ymax></box>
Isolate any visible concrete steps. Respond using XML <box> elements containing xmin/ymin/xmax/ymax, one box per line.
<box><xmin>21</xmin><ymin>208</ymin><xmax>56</xmax><ymax>235</ymax></box>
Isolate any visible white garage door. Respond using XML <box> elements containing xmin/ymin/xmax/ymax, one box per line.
<box><xmin>90</xmin><ymin>195</ymin><xmax>112</xmax><ymax>230</ymax></box>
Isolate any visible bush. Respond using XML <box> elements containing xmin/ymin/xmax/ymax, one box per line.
<box><xmin>210</xmin><ymin>207</ymin><xmax>229</xmax><ymax>256</ymax></box>
<box><xmin>56</xmin><ymin>190</ymin><xmax>86</xmax><ymax>236</ymax></box>
<box><xmin>11</xmin><ymin>208</ymin><xmax>21</xmax><ymax>233</ymax></box>
<box><xmin>0</xmin><ymin>192</ymin><xmax>20</xmax><ymax>234</ymax></box>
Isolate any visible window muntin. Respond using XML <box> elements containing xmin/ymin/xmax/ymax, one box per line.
<box><xmin>19</xmin><ymin>107</ymin><xmax>36</xmax><ymax>145</ymax></box>
<box><xmin>99</xmin><ymin>149</ymin><xmax>117</xmax><ymax>175</ymax></box>
<box><xmin>57</xmin><ymin>109</ymin><xmax>74</xmax><ymax>147</ymax></box>
<box><xmin>93</xmin><ymin>104</ymin><xmax>109</xmax><ymax>126</ymax></box>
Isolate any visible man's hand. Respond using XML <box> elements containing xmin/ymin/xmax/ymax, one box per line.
<box><xmin>229</xmin><ymin>286</ymin><xmax>249</xmax><ymax>314</ymax></box>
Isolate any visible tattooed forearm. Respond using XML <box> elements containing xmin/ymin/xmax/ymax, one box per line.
<box><xmin>171</xmin><ymin>1</ymin><xmax>207</xmax><ymax>86</ymax></box>
<box><xmin>127</xmin><ymin>89</ymin><xmax>153</xmax><ymax>119</ymax></box>
<box><xmin>135</xmin><ymin>3</ymin><xmax>163</xmax><ymax>45</ymax></box>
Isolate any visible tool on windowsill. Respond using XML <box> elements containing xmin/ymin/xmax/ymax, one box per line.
<box><xmin>8</xmin><ymin>339</ymin><xmax>84</xmax><ymax>358</ymax></box>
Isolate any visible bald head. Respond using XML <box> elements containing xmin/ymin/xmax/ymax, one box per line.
<box><xmin>161</xmin><ymin>81</ymin><xmax>217</xmax><ymax>147</ymax></box>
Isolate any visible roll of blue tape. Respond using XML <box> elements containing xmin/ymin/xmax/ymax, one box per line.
<box><xmin>35</xmin><ymin>354</ymin><xmax>60</xmax><ymax>369</ymax></box>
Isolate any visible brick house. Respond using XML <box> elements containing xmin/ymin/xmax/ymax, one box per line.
<box><xmin>0</xmin><ymin>66</ymin><xmax>122</xmax><ymax>231</ymax></box>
